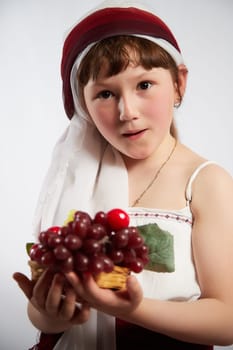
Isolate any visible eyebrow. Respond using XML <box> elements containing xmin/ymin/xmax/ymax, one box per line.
<box><xmin>88</xmin><ymin>69</ymin><xmax>159</xmax><ymax>88</ymax></box>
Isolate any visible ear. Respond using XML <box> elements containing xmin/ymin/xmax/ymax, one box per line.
<box><xmin>177</xmin><ymin>64</ymin><xmax>188</xmax><ymax>98</ymax></box>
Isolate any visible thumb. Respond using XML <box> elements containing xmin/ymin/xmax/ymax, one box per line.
<box><xmin>13</xmin><ymin>272</ymin><xmax>34</xmax><ymax>300</ymax></box>
<box><xmin>126</xmin><ymin>275</ymin><xmax>143</xmax><ymax>308</ymax></box>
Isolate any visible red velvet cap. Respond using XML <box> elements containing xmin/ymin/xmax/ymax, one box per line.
<box><xmin>61</xmin><ymin>6</ymin><xmax>182</xmax><ymax>119</ymax></box>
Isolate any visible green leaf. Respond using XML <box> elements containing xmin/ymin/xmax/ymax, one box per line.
<box><xmin>137</xmin><ymin>223</ymin><xmax>175</xmax><ymax>273</ymax></box>
<box><xmin>26</xmin><ymin>242</ymin><xmax>34</xmax><ymax>256</ymax></box>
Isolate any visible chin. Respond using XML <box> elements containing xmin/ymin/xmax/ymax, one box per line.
<box><xmin>122</xmin><ymin>151</ymin><xmax>151</xmax><ymax>161</ymax></box>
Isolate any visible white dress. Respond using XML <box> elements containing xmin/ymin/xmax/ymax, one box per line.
<box><xmin>53</xmin><ymin>161</ymin><xmax>214</xmax><ymax>350</ymax></box>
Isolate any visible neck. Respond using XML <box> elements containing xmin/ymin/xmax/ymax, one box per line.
<box><xmin>122</xmin><ymin>135</ymin><xmax>176</xmax><ymax>171</ymax></box>
<box><xmin>127</xmin><ymin>136</ymin><xmax>177</xmax><ymax>207</ymax></box>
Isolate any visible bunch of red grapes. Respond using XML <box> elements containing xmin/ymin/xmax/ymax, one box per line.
<box><xmin>29</xmin><ymin>208</ymin><xmax>149</xmax><ymax>276</ymax></box>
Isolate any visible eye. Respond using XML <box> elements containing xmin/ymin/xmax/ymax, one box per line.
<box><xmin>97</xmin><ymin>90</ymin><xmax>113</xmax><ymax>99</ymax></box>
<box><xmin>138</xmin><ymin>81</ymin><xmax>152</xmax><ymax>90</ymax></box>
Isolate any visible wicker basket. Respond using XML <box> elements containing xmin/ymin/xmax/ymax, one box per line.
<box><xmin>94</xmin><ymin>265</ymin><xmax>129</xmax><ymax>290</ymax></box>
<box><xmin>28</xmin><ymin>260</ymin><xmax>129</xmax><ymax>290</ymax></box>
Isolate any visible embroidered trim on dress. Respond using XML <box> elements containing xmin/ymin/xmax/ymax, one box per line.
<box><xmin>129</xmin><ymin>211</ymin><xmax>193</xmax><ymax>225</ymax></box>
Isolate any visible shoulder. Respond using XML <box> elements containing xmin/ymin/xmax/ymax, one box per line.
<box><xmin>192</xmin><ymin>162</ymin><xmax>233</xmax><ymax>197</ymax></box>
<box><xmin>190</xmin><ymin>161</ymin><xmax>233</xmax><ymax>217</ymax></box>
<box><xmin>177</xmin><ymin>143</ymin><xmax>233</xmax><ymax>211</ymax></box>
<box><xmin>177</xmin><ymin>143</ymin><xmax>232</xmax><ymax>187</ymax></box>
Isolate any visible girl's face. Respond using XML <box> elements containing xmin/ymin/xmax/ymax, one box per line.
<box><xmin>83</xmin><ymin>64</ymin><xmax>178</xmax><ymax>161</ymax></box>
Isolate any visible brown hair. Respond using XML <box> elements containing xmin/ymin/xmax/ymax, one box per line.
<box><xmin>77</xmin><ymin>36</ymin><xmax>182</xmax><ymax>138</ymax></box>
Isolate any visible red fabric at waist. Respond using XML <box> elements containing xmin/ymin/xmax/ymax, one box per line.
<box><xmin>28</xmin><ymin>319</ymin><xmax>214</xmax><ymax>349</ymax></box>
<box><xmin>116</xmin><ymin>318</ymin><xmax>213</xmax><ymax>350</ymax></box>
<box><xmin>28</xmin><ymin>332</ymin><xmax>64</xmax><ymax>350</ymax></box>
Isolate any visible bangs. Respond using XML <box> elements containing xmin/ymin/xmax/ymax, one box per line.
<box><xmin>77</xmin><ymin>36</ymin><xmax>177</xmax><ymax>86</ymax></box>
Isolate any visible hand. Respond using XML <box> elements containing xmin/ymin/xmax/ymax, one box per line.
<box><xmin>13</xmin><ymin>270</ymin><xmax>90</xmax><ymax>326</ymax></box>
<box><xmin>65</xmin><ymin>272</ymin><xmax>143</xmax><ymax>318</ymax></box>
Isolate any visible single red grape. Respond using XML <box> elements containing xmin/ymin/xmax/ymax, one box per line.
<box><xmin>103</xmin><ymin>256</ymin><xmax>114</xmax><ymax>272</ymax></box>
<box><xmin>47</xmin><ymin>234</ymin><xmax>63</xmax><ymax>248</ymax></box>
<box><xmin>99</xmin><ymin>255</ymin><xmax>114</xmax><ymax>273</ymax></box>
<box><xmin>107</xmin><ymin>248</ymin><xmax>124</xmax><ymax>264</ymax></box>
<box><xmin>135</xmin><ymin>244</ymin><xmax>149</xmax><ymax>265</ymax></box>
<box><xmin>129</xmin><ymin>258</ymin><xmax>144</xmax><ymax>273</ymax></box>
<box><xmin>106</xmin><ymin>208</ymin><xmax>129</xmax><ymax>230</ymax></box>
<box><xmin>87</xmin><ymin>223</ymin><xmax>107</xmax><ymax>240</ymax></box>
<box><xmin>53</xmin><ymin>245</ymin><xmax>71</xmax><ymax>260</ymax></box>
<box><xmin>122</xmin><ymin>248</ymin><xmax>136</xmax><ymax>265</ymax></box>
<box><xmin>40</xmin><ymin>251</ymin><xmax>56</xmax><ymax>267</ymax></box>
<box><xmin>47</xmin><ymin>226</ymin><xmax>61</xmax><ymax>234</ymax></box>
<box><xmin>58</xmin><ymin>256</ymin><xmax>74</xmax><ymax>273</ymax></box>
<box><xmin>140</xmin><ymin>254</ymin><xmax>149</xmax><ymax>265</ymax></box>
<box><xmin>38</xmin><ymin>231</ymin><xmax>50</xmax><ymax>246</ymax></box>
<box><xmin>60</xmin><ymin>225</ymin><xmax>72</xmax><ymax>238</ymax></box>
<box><xmin>74</xmin><ymin>252</ymin><xmax>89</xmax><ymax>272</ymax></box>
<box><xmin>72</xmin><ymin>220</ymin><xmax>89</xmax><ymax>239</ymax></box>
<box><xmin>29</xmin><ymin>243</ymin><xmax>46</xmax><ymax>262</ymax></box>
<box><xmin>88</xmin><ymin>256</ymin><xmax>104</xmax><ymax>275</ymax></box>
<box><xmin>135</xmin><ymin>244</ymin><xmax>149</xmax><ymax>256</ymax></box>
<box><xmin>74</xmin><ymin>211</ymin><xmax>92</xmax><ymax>225</ymax></box>
<box><xmin>112</xmin><ymin>229</ymin><xmax>129</xmax><ymax>248</ymax></box>
<box><xmin>128</xmin><ymin>231</ymin><xmax>144</xmax><ymax>249</ymax></box>
<box><xmin>93</xmin><ymin>211</ymin><xmax>108</xmax><ymax>226</ymax></box>
<box><xmin>64</xmin><ymin>234</ymin><xmax>82</xmax><ymax>250</ymax></box>
<box><xmin>82</xmin><ymin>239</ymin><xmax>101</xmax><ymax>255</ymax></box>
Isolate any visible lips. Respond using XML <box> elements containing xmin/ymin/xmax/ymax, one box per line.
<box><xmin>122</xmin><ymin>129</ymin><xmax>147</xmax><ymax>137</ymax></box>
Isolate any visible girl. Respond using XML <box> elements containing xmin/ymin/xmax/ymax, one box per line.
<box><xmin>13</xmin><ymin>1</ymin><xmax>233</xmax><ymax>349</ymax></box>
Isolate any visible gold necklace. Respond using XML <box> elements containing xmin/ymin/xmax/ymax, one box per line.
<box><xmin>132</xmin><ymin>139</ymin><xmax>177</xmax><ymax>207</ymax></box>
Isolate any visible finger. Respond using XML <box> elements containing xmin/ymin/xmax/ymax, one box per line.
<box><xmin>32</xmin><ymin>269</ymin><xmax>55</xmax><ymax>309</ymax></box>
<box><xmin>65</xmin><ymin>272</ymin><xmax>84</xmax><ymax>297</ymax></box>
<box><xmin>45</xmin><ymin>274</ymin><xmax>65</xmax><ymax>316</ymax></box>
<box><xmin>125</xmin><ymin>275</ymin><xmax>143</xmax><ymax>308</ymax></box>
<box><xmin>13</xmin><ymin>272</ymin><xmax>34</xmax><ymax>299</ymax></box>
<box><xmin>82</xmin><ymin>272</ymin><xmax>101</xmax><ymax>295</ymax></box>
<box><xmin>59</xmin><ymin>288</ymin><xmax>77</xmax><ymax>320</ymax></box>
<box><xmin>71</xmin><ymin>301</ymin><xmax>90</xmax><ymax>325</ymax></box>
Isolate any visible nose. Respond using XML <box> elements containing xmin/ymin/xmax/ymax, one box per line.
<box><xmin>118</xmin><ymin>96</ymin><xmax>138</xmax><ymax>121</ymax></box>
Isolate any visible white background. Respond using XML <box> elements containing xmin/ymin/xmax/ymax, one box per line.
<box><xmin>0</xmin><ymin>0</ymin><xmax>232</xmax><ymax>349</ymax></box>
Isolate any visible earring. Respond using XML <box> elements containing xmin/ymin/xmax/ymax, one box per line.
<box><xmin>174</xmin><ymin>100</ymin><xmax>180</xmax><ymax>108</ymax></box>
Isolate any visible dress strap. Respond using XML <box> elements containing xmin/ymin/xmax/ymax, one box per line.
<box><xmin>185</xmin><ymin>161</ymin><xmax>217</xmax><ymax>203</ymax></box>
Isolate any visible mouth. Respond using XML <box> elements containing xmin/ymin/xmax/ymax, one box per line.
<box><xmin>122</xmin><ymin>129</ymin><xmax>147</xmax><ymax>139</ymax></box>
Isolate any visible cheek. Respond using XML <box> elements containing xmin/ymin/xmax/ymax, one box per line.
<box><xmin>147</xmin><ymin>91</ymin><xmax>174</xmax><ymax>126</ymax></box>
<box><xmin>88</xmin><ymin>105</ymin><xmax>117</xmax><ymax>137</ymax></box>
<box><xmin>146</xmin><ymin>101</ymin><xmax>172</xmax><ymax>126</ymax></box>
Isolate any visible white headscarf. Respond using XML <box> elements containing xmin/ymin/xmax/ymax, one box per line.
<box><xmin>32</xmin><ymin>114</ymin><xmax>129</xmax><ymax>234</ymax></box>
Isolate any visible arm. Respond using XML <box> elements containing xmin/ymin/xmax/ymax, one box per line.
<box><xmin>66</xmin><ymin>164</ymin><xmax>233</xmax><ymax>345</ymax></box>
